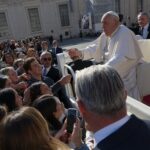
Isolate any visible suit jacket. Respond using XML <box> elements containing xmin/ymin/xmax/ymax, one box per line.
<box><xmin>138</xmin><ymin>23</ymin><xmax>150</xmax><ymax>39</ymax></box>
<box><xmin>96</xmin><ymin>115</ymin><xmax>150</xmax><ymax>150</ymax></box>
<box><xmin>45</xmin><ymin>66</ymin><xmax>74</xmax><ymax>108</ymax></box>
<box><xmin>46</xmin><ymin>66</ymin><xmax>62</xmax><ymax>82</ymax></box>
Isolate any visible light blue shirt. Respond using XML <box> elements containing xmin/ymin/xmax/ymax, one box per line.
<box><xmin>94</xmin><ymin>115</ymin><xmax>130</xmax><ymax>147</ymax></box>
<box><xmin>142</xmin><ymin>23</ymin><xmax>149</xmax><ymax>39</ymax></box>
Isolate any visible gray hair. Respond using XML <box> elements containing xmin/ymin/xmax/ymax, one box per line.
<box><xmin>40</xmin><ymin>51</ymin><xmax>52</xmax><ymax>59</ymax></box>
<box><xmin>102</xmin><ymin>11</ymin><xmax>119</xmax><ymax>22</ymax></box>
<box><xmin>138</xmin><ymin>12</ymin><xmax>149</xmax><ymax>19</ymax></box>
<box><xmin>75</xmin><ymin>65</ymin><xmax>126</xmax><ymax>115</ymax></box>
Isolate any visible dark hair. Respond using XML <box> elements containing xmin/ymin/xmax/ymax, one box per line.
<box><xmin>23</xmin><ymin>57</ymin><xmax>36</xmax><ymax>73</ymax></box>
<box><xmin>29</xmin><ymin>82</ymin><xmax>44</xmax><ymax>104</ymax></box>
<box><xmin>0</xmin><ymin>105</ymin><xmax>7</xmax><ymax>122</ymax></box>
<box><xmin>32</xmin><ymin>96</ymin><xmax>62</xmax><ymax>132</ymax></box>
<box><xmin>2</xmin><ymin>52</ymin><xmax>14</xmax><ymax>62</ymax></box>
<box><xmin>0</xmin><ymin>75</ymin><xmax>8</xmax><ymax>89</ymax></box>
<box><xmin>119</xmin><ymin>14</ymin><xmax>123</xmax><ymax>22</ymax></box>
<box><xmin>41</xmin><ymin>41</ymin><xmax>48</xmax><ymax>46</ymax></box>
<box><xmin>0</xmin><ymin>88</ymin><xmax>18</xmax><ymax>112</ymax></box>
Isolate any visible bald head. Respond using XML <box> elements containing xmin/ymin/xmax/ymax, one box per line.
<box><xmin>68</xmin><ymin>48</ymin><xmax>81</xmax><ymax>60</ymax></box>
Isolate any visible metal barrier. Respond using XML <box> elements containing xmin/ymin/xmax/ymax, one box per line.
<box><xmin>127</xmin><ymin>96</ymin><xmax>150</xmax><ymax>120</ymax></box>
<box><xmin>138</xmin><ymin>39</ymin><xmax>150</xmax><ymax>62</ymax></box>
<box><xmin>57</xmin><ymin>53</ymin><xmax>66</xmax><ymax>76</ymax></box>
<box><xmin>137</xmin><ymin>62</ymin><xmax>150</xmax><ymax>98</ymax></box>
<box><xmin>57</xmin><ymin>53</ymin><xmax>75</xmax><ymax>98</ymax></box>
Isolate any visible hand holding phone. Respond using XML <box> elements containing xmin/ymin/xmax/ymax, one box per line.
<box><xmin>66</xmin><ymin>108</ymin><xmax>77</xmax><ymax>134</ymax></box>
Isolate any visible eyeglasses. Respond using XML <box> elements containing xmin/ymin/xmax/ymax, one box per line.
<box><xmin>43</xmin><ymin>58</ymin><xmax>51</xmax><ymax>61</ymax></box>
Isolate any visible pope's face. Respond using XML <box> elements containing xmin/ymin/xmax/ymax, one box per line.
<box><xmin>101</xmin><ymin>15</ymin><xmax>118</xmax><ymax>36</ymax></box>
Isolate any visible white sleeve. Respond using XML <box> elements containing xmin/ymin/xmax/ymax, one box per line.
<box><xmin>80</xmin><ymin>38</ymin><xmax>98</xmax><ymax>60</ymax></box>
<box><xmin>81</xmin><ymin>34</ymin><xmax>106</xmax><ymax>62</ymax></box>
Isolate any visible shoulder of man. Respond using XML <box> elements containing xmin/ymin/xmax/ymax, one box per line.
<box><xmin>96</xmin><ymin>115</ymin><xmax>150</xmax><ymax>150</ymax></box>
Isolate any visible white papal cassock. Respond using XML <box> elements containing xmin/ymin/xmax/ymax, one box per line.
<box><xmin>82</xmin><ymin>25</ymin><xmax>143</xmax><ymax>101</ymax></box>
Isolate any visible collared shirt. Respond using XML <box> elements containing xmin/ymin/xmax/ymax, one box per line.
<box><xmin>46</xmin><ymin>66</ymin><xmax>51</xmax><ymax>73</ymax></box>
<box><xmin>93</xmin><ymin>115</ymin><xmax>130</xmax><ymax>147</ymax></box>
<box><xmin>43</xmin><ymin>66</ymin><xmax>51</xmax><ymax>75</ymax></box>
<box><xmin>142</xmin><ymin>23</ymin><xmax>149</xmax><ymax>39</ymax></box>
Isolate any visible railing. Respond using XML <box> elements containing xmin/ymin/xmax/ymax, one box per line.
<box><xmin>127</xmin><ymin>96</ymin><xmax>150</xmax><ymax>120</ymax></box>
<box><xmin>138</xmin><ymin>39</ymin><xmax>150</xmax><ymax>62</ymax></box>
<box><xmin>57</xmin><ymin>53</ymin><xmax>75</xmax><ymax>98</ymax></box>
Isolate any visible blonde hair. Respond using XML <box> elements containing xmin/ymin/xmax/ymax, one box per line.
<box><xmin>0</xmin><ymin>107</ymin><xmax>70</xmax><ymax>150</ymax></box>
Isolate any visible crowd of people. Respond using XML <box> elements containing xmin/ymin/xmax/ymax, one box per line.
<box><xmin>0</xmin><ymin>10</ymin><xmax>150</xmax><ymax>150</ymax></box>
<box><xmin>0</xmin><ymin>36</ymin><xmax>79</xmax><ymax>149</ymax></box>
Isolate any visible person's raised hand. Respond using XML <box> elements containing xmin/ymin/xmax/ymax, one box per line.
<box><xmin>59</xmin><ymin>74</ymin><xmax>71</xmax><ymax>85</ymax></box>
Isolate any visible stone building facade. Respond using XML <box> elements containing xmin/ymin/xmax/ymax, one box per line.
<box><xmin>0</xmin><ymin>0</ymin><xmax>81</xmax><ymax>40</ymax></box>
<box><xmin>0</xmin><ymin>0</ymin><xmax>150</xmax><ymax>40</ymax></box>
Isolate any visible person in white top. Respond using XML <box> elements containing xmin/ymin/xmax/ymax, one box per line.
<box><xmin>137</xmin><ymin>12</ymin><xmax>150</xmax><ymax>39</ymax></box>
<box><xmin>70</xmin><ymin>11</ymin><xmax>143</xmax><ymax>101</ymax></box>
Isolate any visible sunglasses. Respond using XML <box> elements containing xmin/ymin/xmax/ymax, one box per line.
<box><xmin>43</xmin><ymin>58</ymin><xmax>51</xmax><ymax>61</ymax></box>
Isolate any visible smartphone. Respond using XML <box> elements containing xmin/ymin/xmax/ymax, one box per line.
<box><xmin>66</xmin><ymin>108</ymin><xmax>77</xmax><ymax>134</ymax></box>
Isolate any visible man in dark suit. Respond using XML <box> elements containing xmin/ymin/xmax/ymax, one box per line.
<box><xmin>75</xmin><ymin>65</ymin><xmax>150</xmax><ymax>150</ymax></box>
<box><xmin>40</xmin><ymin>51</ymin><xmax>74</xmax><ymax>108</ymax></box>
<box><xmin>137</xmin><ymin>12</ymin><xmax>150</xmax><ymax>39</ymax></box>
<box><xmin>50</xmin><ymin>40</ymin><xmax>63</xmax><ymax>64</ymax></box>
